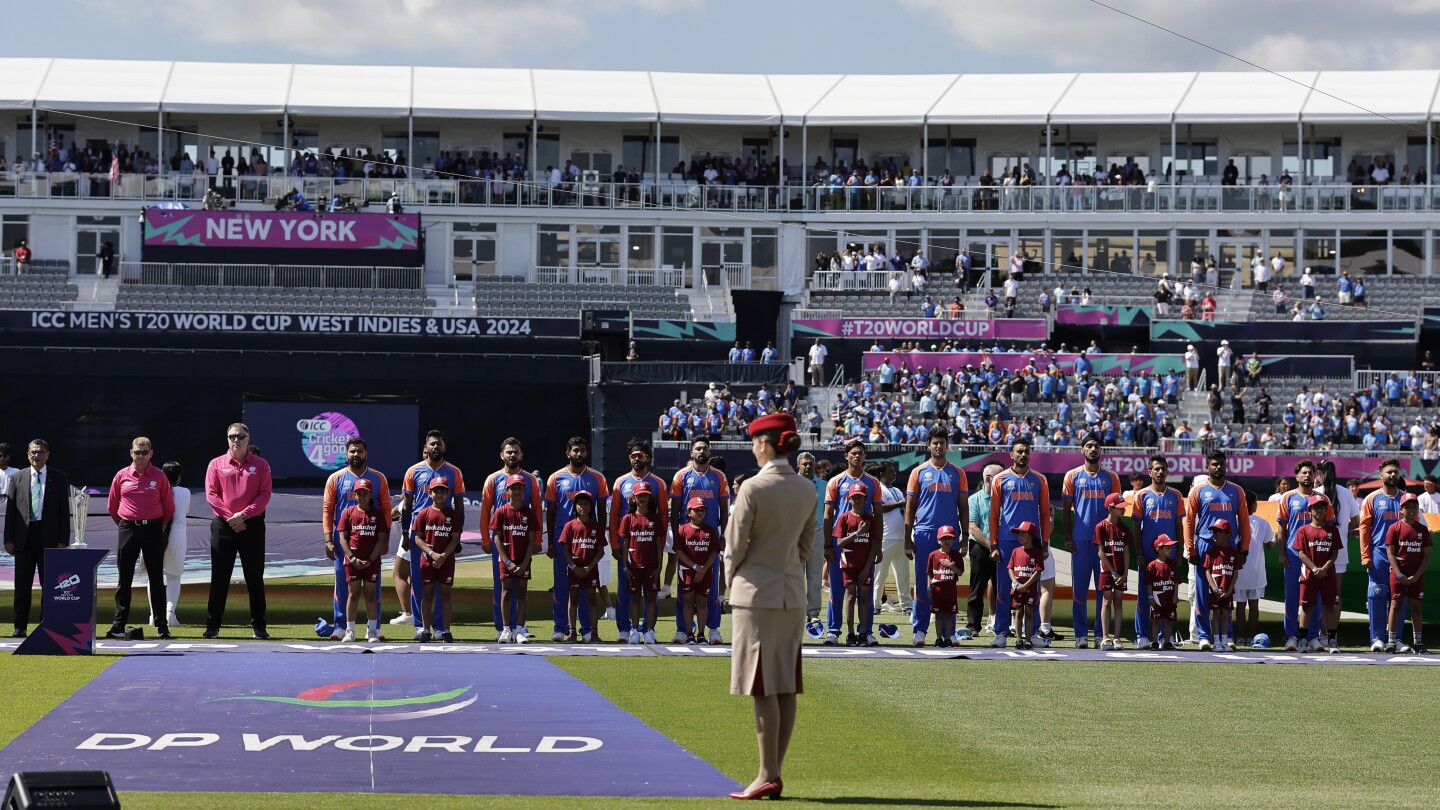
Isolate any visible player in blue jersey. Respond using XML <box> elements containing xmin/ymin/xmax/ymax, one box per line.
<box><xmin>1359</xmin><ymin>458</ymin><xmax>1407</xmax><ymax>652</ymax></box>
<box><xmin>1183</xmin><ymin>450</ymin><xmax>1251</xmax><ymax>650</ymax></box>
<box><xmin>400</xmin><ymin>431</ymin><xmax>466</xmax><ymax>640</ymax></box>
<box><xmin>1274</xmin><ymin>458</ymin><xmax>1331</xmax><ymax>651</ymax></box>
<box><xmin>545</xmin><ymin>436</ymin><xmax>610</xmax><ymax>642</ymax></box>
<box><xmin>478</xmin><ymin>437</ymin><xmax>543</xmax><ymax>641</ymax></box>
<box><xmin>823</xmin><ymin>440</ymin><xmax>883</xmax><ymax>646</ymax></box>
<box><xmin>988</xmin><ymin>438</ymin><xmax>1051</xmax><ymax>647</ymax></box>
<box><xmin>903</xmin><ymin>426</ymin><xmax>969</xmax><ymax>646</ymax></box>
<box><xmin>667</xmin><ymin>437</ymin><xmax>730</xmax><ymax>644</ymax></box>
<box><xmin>1060</xmin><ymin>434</ymin><xmax>1121</xmax><ymax>648</ymax></box>
<box><xmin>1132</xmin><ymin>454</ymin><xmax>1184</xmax><ymax>648</ymax></box>
<box><xmin>609</xmin><ymin>438</ymin><xmax>669</xmax><ymax>641</ymax></box>
<box><xmin>320</xmin><ymin>438</ymin><xmax>392</xmax><ymax>639</ymax></box>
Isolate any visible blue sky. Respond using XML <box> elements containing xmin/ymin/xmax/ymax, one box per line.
<box><xmin>15</xmin><ymin>1</ymin><xmax>1440</xmax><ymax>73</ymax></box>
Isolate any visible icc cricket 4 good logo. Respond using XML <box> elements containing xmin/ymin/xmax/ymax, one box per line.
<box><xmin>297</xmin><ymin>412</ymin><xmax>359</xmax><ymax>472</ymax></box>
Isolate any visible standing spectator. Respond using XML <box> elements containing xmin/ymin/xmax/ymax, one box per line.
<box><xmin>1216</xmin><ymin>340</ymin><xmax>1234</xmax><ymax>389</ymax></box>
<box><xmin>1245</xmin><ymin>352</ymin><xmax>1263</xmax><ymax>385</ymax></box>
<box><xmin>14</xmin><ymin>240</ymin><xmax>31</xmax><ymax>275</ymax></box>
<box><xmin>1272</xmin><ymin>286</ymin><xmax>1287</xmax><ymax>315</ymax></box>
<box><xmin>98</xmin><ymin>240</ymin><xmax>115</xmax><ymax>278</ymax></box>
<box><xmin>1353</xmin><ymin>276</ymin><xmax>1367</xmax><ymax>308</ymax></box>
<box><xmin>1003</xmin><ymin>272</ymin><xmax>1019</xmax><ymax>312</ymax></box>
<box><xmin>1183</xmin><ymin>344</ymin><xmax>1201</xmax><ymax>391</ymax></box>
<box><xmin>741</xmin><ymin>342</ymin><xmax>757</xmax><ymax>363</ymax></box>
<box><xmin>1337</xmin><ymin>271</ymin><xmax>1354</xmax><ymax>305</ymax></box>
<box><xmin>3</xmin><ymin>440</ymin><xmax>71</xmax><ymax>637</ymax></box>
<box><xmin>796</xmin><ymin>453</ymin><xmax>827</xmax><ymax>627</ymax></box>
<box><xmin>1417</xmin><ymin>476</ymin><xmax>1439</xmax><ymax>514</ymax></box>
<box><xmin>1154</xmin><ymin>279</ymin><xmax>1172</xmax><ymax>317</ymax></box>
<box><xmin>150</xmin><ymin>461</ymin><xmax>190</xmax><ymax>629</ymax></box>
<box><xmin>871</xmin><ymin>462</ymin><xmax>911</xmax><ymax>617</ymax></box>
<box><xmin>203</xmin><ymin>423</ymin><xmax>272</xmax><ymax>639</ymax></box>
<box><xmin>965</xmin><ymin>463</ymin><xmax>1001</xmax><ymax>638</ymax></box>
<box><xmin>728</xmin><ymin>342</ymin><xmax>742</xmax><ymax>364</ymax></box>
<box><xmin>955</xmin><ymin>248</ymin><xmax>972</xmax><ymax>292</ymax></box>
<box><xmin>887</xmin><ymin>272</ymin><xmax>902</xmax><ymax>300</ymax></box>
<box><xmin>1300</xmin><ymin>266</ymin><xmax>1316</xmax><ymax>300</ymax></box>
<box><xmin>761</xmin><ymin>342</ymin><xmax>779</xmax><ymax>364</ymax></box>
<box><xmin>0</xmin><ymin>445</ymin><xmax>14</xmax><ymax>514</ymax></box>
<box><xmin>105</xmin><ymin>437</ymin><xmax>175</xmax><ymax>639</ymax></box>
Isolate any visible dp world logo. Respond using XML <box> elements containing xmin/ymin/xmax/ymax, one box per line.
<box><xmin>54</xmin><ymin>572</ymin><xmax>81</xmax><ymax>602</ymax></box>
<box><xmin>297</xmin><ymin>411</ymin><xmax>359</xmax><ymax>472</ymax></box>
<box><xmin>213</xmin><ymin>678</ymin><xmax>476</xmax><ymax>723</ymax></box>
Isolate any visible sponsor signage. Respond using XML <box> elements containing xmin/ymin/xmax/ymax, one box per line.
<box><xmin>144</xmin><ymin>210</ymin><xmax>421</xmax><ymax>252</ymax></box>
<box><xmin>0</xmin><ymin>311</ymin><xmax>579</xmax><ymax>338</ymax></box>
<box><xmin>793</xmin><ymin>317</ymin><xmax>1048</xmax><ymax>341</ymax></box>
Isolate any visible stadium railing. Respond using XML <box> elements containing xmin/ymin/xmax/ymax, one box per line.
<box><xmin>117</xmin><ymin>262</ymin><xmax>424</xmax><ymax>290</ymax></box>
<box><xmin>1355</xmin><ymin>370</ymin><xmax>1439</xmax><ymax>391</ymax></box>
<box><xmin>5</xmin><ymin>171</ymin><xmax>1439</xmax><ymax>215</ymax></box>
<box><xmin>531</xmin><ymin>265</ymin><xmax>699</xmax><ymax>288</ymax></box>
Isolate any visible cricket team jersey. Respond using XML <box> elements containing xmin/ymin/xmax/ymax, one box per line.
<box><xmin>989</xmin><ymin>468</ymin><xmax>1052</xmax><ymax>543</ymax></box>
<box><xmin>402</xmin><ymin>461</ymin><xmax>466</xmax><ymax>531</ymax></box>
<box><xmin>479</xmin><ymin>469</ymin><xmax>542</xmax><ymax>548</ymax></box>
<box><xmin>1276</xmin><ymin>489</ymin><xmax>1334</xmax><ymax>547</ymax></box>
<box><xmin>1135</xmin><ymin>487</ymin><xmax>1184</xmax><ymax>554</ymax></box>
<box><xmin>609</xmin><ymin>471</ymin><xmax>669</xmax><ymax>544</ymax></box>
<box><xmin>322</xmin><ymin>467</ymin><xmax>392</xmax><ymax>537</ymax></box>
<box><xmin>1359</xmin><ymin>490</ymin><xmax>1406</xmax><ymax>567</ymax></box>
<box><xmin>670</xmin><ymin>466</ymin><xmax>730</xmax><ymax>530</ymax></box>
<box><xmin>546</xmin><ymin>466</ymin><xmax>610</xmax><ymax>530</ymax></box>
<box><xmin>1062</xmin><ymin>467</ymin><xmax>1120</xmax><ymax>541</ymax></box>
<box><xmin>1184</xmin><ymin>480</ymin><xmax>1251</xmax><ymax>559</ymax></box>
<box><xmin>906</xmin><ymin>461</ymin><xmax>968</xmax><ymax>531</ymax></box>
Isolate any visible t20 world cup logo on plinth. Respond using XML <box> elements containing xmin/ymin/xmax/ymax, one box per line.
<box><xmin>297</xmin><ymin>412</ymin><xmax>359</xmax><ymax>472</ymax></box>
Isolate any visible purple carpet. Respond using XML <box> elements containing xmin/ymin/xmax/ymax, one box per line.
<box><xmin>0</xmin><ymin>653</ymin><xmax>739</xmax><ymax>797</ymax></box>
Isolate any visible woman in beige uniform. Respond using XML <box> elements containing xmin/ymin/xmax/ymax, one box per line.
<box><xmin>725</xmin><ymin>412</ymin><xmax>816</xmax><ymax>801</ymax></box>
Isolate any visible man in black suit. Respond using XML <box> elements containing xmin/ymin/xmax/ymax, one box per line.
<box><xmin>3</xmin><ymin>440</ymin><xmax>71</xmax><ymax>637</ymax></box>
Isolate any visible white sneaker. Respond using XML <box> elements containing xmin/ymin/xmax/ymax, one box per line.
<box><xmin>864</xmin><ymin>633</ymin><xmax>880</xmax><ymax>647</ymax></box>
<box><xmin>1306</xmin><ymin>638</ymin><xmax>1324</xmax><ymax>652</ymax></box>
<box><xmin>497</xmin><ymin>629</ymin><xmax>513</xmax><ymax>644</ymax></box>
<box><xmin>602</xmin><ymin>608</ymin><xmax>615</xmax><ymax>621</ymax></box>
<box><xmin>1198</xmin><ymin>639</ymin><xmax>1214</xmax><ymax>651</ymax></box>
<box><xmin>822</xmin><ymin>632</ymin><xmax>840</xmax><ymax>646</ymax></box>
<box><xmin>658</xmin><ymin>585</ymin><xmax>672</xmax><ymax>600</ymax></box>
<box><xmin>580</xmin><ymin>630</ymin><xmax>594</xmax><ymax>643</ymax></box>
<box><xmin>1135</xmin><ymin>636</ymin><xmax>1151</xmax><ymax>649</ymax></box>
<box><xmin>989</xmin><ymin>634</ymin><xmax>1007</xmax><ymax>648</ymax></box>
<box><xmin>1034</xmin><ymin>634</ymin><xmax>1049</xmax><ymax>648</ymax></box>
<box><xmin>341</xmin><ymin>628</ymin><xmax>355</xmax><ymax>642</ymax></box>
<box><xmin>1075</xmin><ymin>638</ymin><xmax>1090</xmax><ymax>649</ymax></box>
<box><xmin>1398</xmin><ymin>642</ymin><xmax>1415</xmax><ymax>654</ymax></box>
<box><xmin>707</xmin><ymin>628</ymin><xmax>722</xmax><ymax>645</ymax></box>
<box><xmin>983</xmin><ymin>618</ymin><xmax>996</xmax><ymax>635</ymax></box>
<box><xmin>389</xmin><ymin>612</ymin><xmax>413</xmax><ymax>625</ymax></box>
<box><xmin>912</xmin><ymin>631</ymin><xmax>926</xmax><ymax>647</ymax></box>
<box><xmin>1370</xmin><ymin>638</ymin><xmax>1386</xmax><ymax>653</ymax></box>
<box><xmin>365</xmin><ymin>626</ymin><xmax>379</xmax><ymax>642</ymax></box>
<box><xmin>628</xmin><ymin>629</ymin><xmax>643</xmax><ymax>645</ymax></box>
<box><xmin>1284</xmin><ymin>636</ymin><xmax>1299</xmax><ymax>652</ymax></box>
<box><xmin>950</xmin><ymin>631</ymin><xmax>964</xmax><ymax>645</ymax></box>
<box><xmin>643</xmin><ymin>630</ymin><xmax>657</xmax><ymax>645</ymax></box>
<box><xmin>673</xmin><ymin>631</ymin><xmax>689</xmax><ymax>644</ymax></box>
<box><xmin>1215</xmin><ymin>641</ymin><xmax>1231</xmax><ymax>652</ymax></box>
<box><xmin>514</xmin><ymin>628</ymin><xmax>529</xmax><ymax>644</ymax></box>
<box><xmin>166</xmin><ymin>611</ymin><xmax>181</xmax><ymax>628</ymax></box>
<box><xmin>552</xmin><ymin>631</ymin><xmax>567</xmax><ymax>643</ymax></box>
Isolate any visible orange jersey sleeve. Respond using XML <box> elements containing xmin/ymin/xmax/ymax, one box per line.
<box><xmin>716</xmin><ymin>471</ymin><xmax>731</xmax><ymax>498</ymax></box>
<box><xmin>906</xmin><ymin>467</ymin><xmax>923</xmax><ymax>498</ymax></box>
<box><xmin>1234</xmin><ymin>484</ymin><xmax>1252</xmax><ymax>555</ymax></box>
<box><xmin>670</xmin><ymin>469</ymin><xmax>686</xmax><ymax>500</ymax></box>
<box><xmin>321</xmin><ymin>473</ymin><xmax>340</xmax><ymax>536</ymax></box>
<box><xmin>477</xmin><ymin>472</ymin><xmax>498</xmax><ymax>546</ymax></box>
<box><xmin>1038</xmin><ymin>475</ymin><xmax>1052</xmax><ymax>541</ymax></box>
<box><xmin>528</xmin><ymin>475</ymin><xmax>544</xmax><ymax>528</ymax></box>
<box><xmin>374</xmin><ymin>474</ymin><xmax>393</xmax><ymax>528</ymax></box>
<box><xmin>988</xmin><ymin>473</ymin><xmax>1004</xmax><ymax>544</ymax></box>
<box><xmin>544</xmin><ymin>472</ymin><xmax>560</xmax><ymax>505</ymax></box>
<box><xmin>1183</xmin><ymin>488</ymin><xmax>1201</xmax><ymax>559</ymax></box>
<box><xmin>1358</xmin><ymin>493</ymin><xmax>1376</xmax><ymax>565</ymax></box>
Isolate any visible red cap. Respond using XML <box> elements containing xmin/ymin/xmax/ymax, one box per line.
<box><xmin>1211</xmin><ymin>518</ymin><xmax>1232</xmax><ymax>533</ymax></box>
<box><xmin>505</xmin><ymin>473</ymin><xmax>527</xmax><ymax>488</ymax></box>
<box><xmin>1010</xmin><ymin>520</ymin><xmax>1039</xmax><ymax>536</ymax></box>
<box><xmin>938</xmin><ymin>525</ymin><xmax>957</xmax><ymax>539</ymax></box>
<box><xmin>633</xmin><ymin>482</ymin><xmax>653</xmax><ymax>497</ymax></box>
<box><xmin>847</xmin><ymin>488</ymin><xmax>868</xmax><ymax>499</ymax></box>
<box><xmin>427</xmin><ymin>477</ymin><xmax>450</xmax><ymax>492</ymax></box>
<box><xmin>1104</xmin><ymin>492</ymin><xmax>1125</xmax><ymax>509</ymax></box>
<box><xmin>748</xmin><ymin>412</ymin><xmax>797</xmax><ymax>437</ymax></box>
<box><xmin>1400</xmin><ymin>492</ymin><xmax>1419</xmax><ymax>506</ymax></box>
<box><xmin>1307</xmin><ymin>494</ymin><xmax>1330</xmax><ymax>508</ymax></box>
<box><xmin>1154</xmin><ymin>534</ymin><xmax>1177</xmax><ymax>547</ymax></box>
<box><xmin>686</xmin><ymin>497</ymin><xmax>707</xmax><ymax>511</ymax></box>
<box><xmin>352</xmin><ymin>479</ymin><xmax>372</xmax><ymax>492</ymax></box>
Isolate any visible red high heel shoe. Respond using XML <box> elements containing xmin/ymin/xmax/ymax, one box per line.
<box><xmin>729</xmin><ymin>779</ymin><xmax>782</xmax><ymax>800</ymax></box>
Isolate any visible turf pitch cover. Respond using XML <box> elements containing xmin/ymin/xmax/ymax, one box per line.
<box><xmin>0</xmin><ymin>653</ymin><xmax>738</xmax><ymax>797</ymax></box>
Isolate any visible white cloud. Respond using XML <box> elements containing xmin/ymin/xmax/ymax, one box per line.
<box><xmin>900</xmin><ymin>0</ymin><xmax>1440</xmax><ymax>71</ymax></box>
<box><xmin>79</xmin><ymin>0</ymin><xmax>701</xmax><ymax>62</ymax></box>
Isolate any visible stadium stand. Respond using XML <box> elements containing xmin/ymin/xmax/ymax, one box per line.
<box><xmin>473</xmin><ymin>276</ymin><xmax>692</xmax><ymax>319</ymax></box>
<box><xmin>0</xmin><ymin>269</ymin><xmax>79</xmax><ymax>309</ymax></box>
<box><xmin>115</xmin><ymin>284</ymin><xmax>428</xmax><ymax>314</ymax></box>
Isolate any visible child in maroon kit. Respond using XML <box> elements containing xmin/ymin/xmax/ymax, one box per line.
<box><xmin>557</xmin><ymin>490</ymin><xmax>605</xmax><ymax>643</ymax></box>
<box><xmin>490</xmin><ymin>474</ymin><xmax>537</xmax><ymax>644</ymax></box>
<box><xmin>674</xmin><ymin>497</ymin><xmax>720</xmax><ymax>644</ymax></box>
<box><xmin>1094</xmin><ymin>492</ymin><xmax>1133</xmax><ymax>650</ymax></box>
<box><xmin>1008</xmin><ymin>521</ymin><xmax>1045</xmax><ymax>650</ymax></box>
<box><xmin>1385</xmin><ymin>493</ymin><xmax>1433</xmax><ymax>654</ymax></box>
<box><xmin>337</xmin><ymin>478</ymin><xmax>390</xmax><ymax>643</ymax></box>
<box><xmin>834</xmin><ymin>488</ymin><xmax>879</xmax><ymax>647</ymax></box>
<box><xmin>926</xmin><ymin>525</ymin><xmax>965</xmax><ymax>648</ymax></box>
<box><xmin>1292</xmin><ymin>494</ymin><xmax>1342</xmax><ymax>653</ymax></box>
<box><xmin>1146</xmin><ymin>535</ymin><xmax>1180</xmax><ymax>650</ymax></box>
<box><xmin>412</xmin><ymin>478</ymin><xmax>460</xmax><ymax>643</ymax></box>
<box><xmin>1202</xmin><ymin>518</ymin><xmax>1238</xmax><ymax>652</ymax></box>
<box><xmin>616</xmin><ymin>482</ymin><xmax>662</xmax><ymax>645</ymax></box>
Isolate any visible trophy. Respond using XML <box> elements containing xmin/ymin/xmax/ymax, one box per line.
<box><xmin>70</xmin><ymin>485</ymin><xmax>90</xmax><ymax>548</ymax></box>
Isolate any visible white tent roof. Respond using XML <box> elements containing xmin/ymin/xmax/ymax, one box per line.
<box><xmin>928</xmin><ymin>73</ymin><xmax>1076</xmax><ymax>125</ymax></box>
<box><xmin>1303</xmin><ymin>70</ymin><xmax>1440</xmax><ymax>122</ymax></box>
<box><xmin>0</xmin><ymin>58</ymin><xmax>51</xmax><ymax>108</ymax></box>
<box><xmin>10</xmin><ymin>59</ymin><xmax>1440</xmax><ymax>126</ymax></box>
<box><xmin>766</xmin><ymin>75</ymin><xmax>843</xmax><ymax>124</ymax></box>
<box><xmin>163</xmin><ymin>62</ymin><xmax>291</xmax><ymax>115</ymax></box>
<box><xmin>1175</xmin><ymin>71</ymin><xmax>1316</xmax><ymax>123</ymax></box>
<box><xmin>533</xmin><ymin>69</ymin><xmax>656</xmax><ymax>123</ymax></box>
<box><xmin>1050</xmin><ymin>72</ymin><xmax>1196</xmax><ymax>124</ymax></box>
<box><xmin>412</xmin><ymin>67</ymin><xmax>534</xmax><ymax>120</ymax></box>
<box><xmin>287</xmin><ymin>64</ymin><xmax>411</xmax><ymax>117</ymax></box>
<box><xmin>805</xmin><ymin>74</ymin><xmax>959</xmax><ymax>126</ymax></box>
<box><xmin>38</xmin><ymin>58</ymin><xmax>172</xmax><ymax>112</ymax></box>
<box><xmin>650</xmin><ymin>72</ymin><xmax>779</xmax><ymax>125</ymax></box>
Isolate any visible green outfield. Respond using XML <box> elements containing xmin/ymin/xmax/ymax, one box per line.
<box><xmin>3</xmin><ymin>653</ymin><xmax>1438</xmax><ymax>809</ymax></box>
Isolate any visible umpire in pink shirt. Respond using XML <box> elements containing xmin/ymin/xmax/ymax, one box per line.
<box><xmin>106</xmin><ymin>436</ymin><xmax>175</xmax><ymax>639</ymax></box>
<box><xmin>203</xmin><ymin>422</ymin><xmax>272</xmax><ymax>639</ymax></box>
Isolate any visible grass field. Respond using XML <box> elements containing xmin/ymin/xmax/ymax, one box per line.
<box><xmin>3</xmin><ymin>654</ymin><xmax>1438</xmax><ymax>809</ymax></box>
